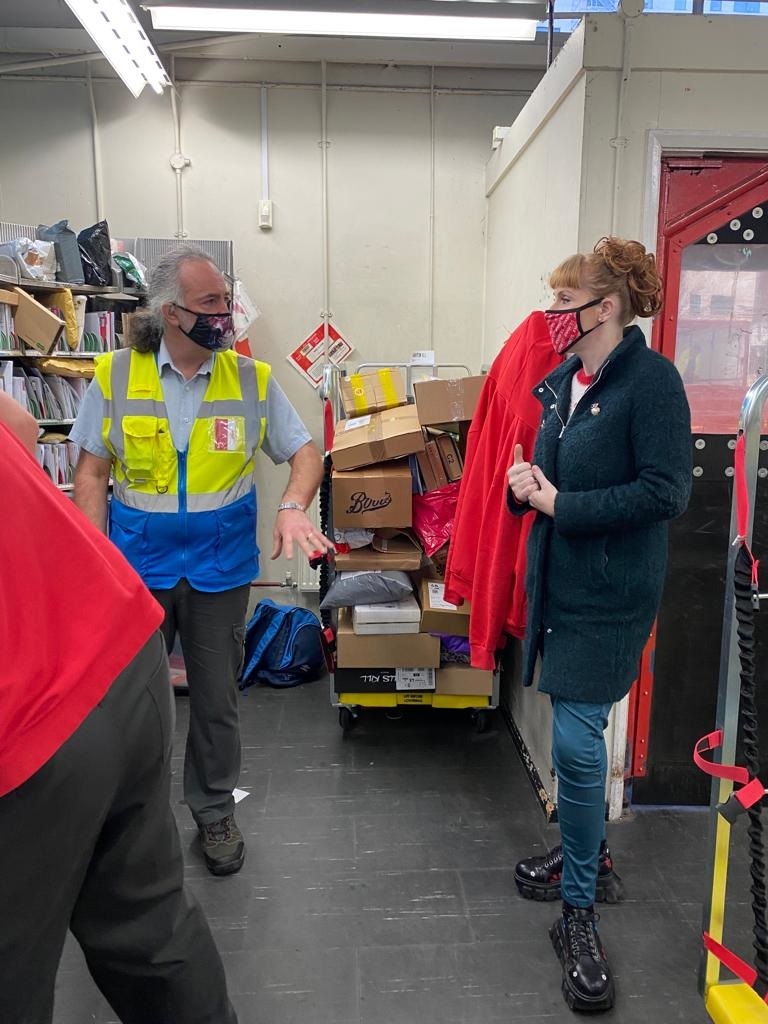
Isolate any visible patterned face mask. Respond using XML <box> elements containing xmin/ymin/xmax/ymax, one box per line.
<box><xmin>174</xmin><ymin>304</ymin><xmax>235</xmax><ymax>351</ymax></box>
<box><xmin>544</xmin><ymin>297</ymin><xmax>602</xmax><ymax>354</ymax></box>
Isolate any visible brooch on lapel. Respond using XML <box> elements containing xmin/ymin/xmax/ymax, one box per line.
<box><xmin>590</xmin><ymin>403</ymin><xmax>601</xmax><ymax>416</ymax></box>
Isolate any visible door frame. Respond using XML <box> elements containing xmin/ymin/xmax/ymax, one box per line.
<box><xmin>626</xmin><ymin>132</ymin><xmax>768</xmax><ymax>782</ymax></box>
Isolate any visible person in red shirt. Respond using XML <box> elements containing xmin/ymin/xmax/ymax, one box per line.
<box><xmin>0</xmin><ymin>391</ymin><xmax>237</xmax><ymax>1024</ymax></box>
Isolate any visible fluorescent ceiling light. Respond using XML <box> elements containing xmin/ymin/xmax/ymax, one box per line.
<box><xmin>64</xmin><ymin>0</ymin><xmax>171</xmax><ymax>97</ymax></box>
<box><xmin>148</xmin><ymin>7</ymin><xmax>538</xmax><ymax>41</ymax></box>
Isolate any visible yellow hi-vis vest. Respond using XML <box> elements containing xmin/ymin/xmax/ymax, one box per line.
<box><xmin>94</xmin><ymin>347</ymin><xmax>270</xmax><ymax>591</ymax></box>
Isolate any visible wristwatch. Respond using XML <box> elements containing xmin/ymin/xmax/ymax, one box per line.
<box><xmin>277</xmin><ymin>501</ymin><xmax>306</xmax><ymax>513</ymax></box>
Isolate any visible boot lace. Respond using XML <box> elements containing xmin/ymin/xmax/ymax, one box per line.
<box><xmin>542</xmin><ymin>845</ymin><xmax>564</xmax><ymax>871</ymax></box>
<box><xmin>204</xmin><ymin>815</ymin><xmax>235</xmax><ymax>844</ymax></box>
<box><xmin>566</xmin><ymin>912</ymin><xmax>602</xmax><ymax>963</ymax></box>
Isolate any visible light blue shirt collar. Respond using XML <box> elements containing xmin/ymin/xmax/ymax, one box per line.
<box><xmin>157</xmin><ymin>337</ymin><xmax>215</xmax><ymax>379</ymax></box>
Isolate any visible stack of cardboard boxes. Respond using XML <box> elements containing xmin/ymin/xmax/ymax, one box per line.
<box><xmin>330</xmin><ymin>368</ymin><xmax>495</xmax><ymax>703</ymax></box>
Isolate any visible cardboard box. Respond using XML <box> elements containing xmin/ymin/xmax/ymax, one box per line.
<box><xmin>13</xmin><ymin>288</ymin><xmax>65</xmax><ymax>354</ymax></box>
<box><xmin>340</xmin><ymin>367</ymin><xmax>407</xmax><ymax>417</ymax></box>
<box><xmin>335</xmin><ymin>537</ymin><xmax>422</xmax><ymax>572</ymax></box>
<box><xmin>332</xmin><ymin>404</ymin><xmax>424</xmax><ymax>471</ymax></box>
<box><xmin>425</xmin><ymin>440</ymin><xmax>449</xmax><ymax>488</ymax></box>
<box><xmin>415</xmin><ymin>448</ymin><xmax>438</xmax><ymax>491</ymax></box>
<box><xmin>435</xmin><ymin>665</ymin><xmax>494</xmax><ymax>696</ymax></box>
<box><xmin>332</xmin><ymin>461</ymin><xmax>412</xmax><ymax>528</ymax></box>
<box><xmin>334</xmin><ymin>665</ymin><xmax>437</xmax><ymax>693</ymax></box>
<box><xmin>436</xmin><ymin>433</ymin><xmax>463</xmax><ymax>482</ymax></box>
<box><xmin>336</xmin><ymin>608</ymin><xmax>440</xmax><ymax>668</ymax></box>
<box><xmin>414</xmin><ymin>375</ymin><xmax>485</xmax><ymax>429</ymax></box>
<box><xmin>419</xmin><ymin>579</ymin><xmax>470</xmax><ymax>637</ymax></box>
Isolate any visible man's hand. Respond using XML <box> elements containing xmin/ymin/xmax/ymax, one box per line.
<box><xmin>507</xmin><ymin>444</ymin><xmax>540</xmax><ymax>504</ymax></box>
<box><xmin>528</xmin><ymin>466</ymin><xmax>558</xmax><ymax>518</ymax></box>
<box><xmin>271</xmin><ymin>508</ymin><xmax>335</xmax><ymax>561</ymax></box>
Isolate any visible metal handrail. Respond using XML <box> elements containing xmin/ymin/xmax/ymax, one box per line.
<box><xmin>699</xmin><ymin>373</ymin><xmax>768</xmax><ymax>997</ymax></box>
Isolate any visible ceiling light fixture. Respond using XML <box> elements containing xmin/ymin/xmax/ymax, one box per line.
<box><xmin>64</xmin><ymin>0</ymin><xmax>171</xmax><ymax>97</ymax></box>
<box><xmin>147</xmin><ymin>6</ymin><xmax>538</xmax><ymax>41</ymax></box>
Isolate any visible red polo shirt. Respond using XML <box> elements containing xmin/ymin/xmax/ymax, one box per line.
<box><xmin>0</xmin><ymin>422</ymin><xmax>164</xmax><ymax>797</ymax></box>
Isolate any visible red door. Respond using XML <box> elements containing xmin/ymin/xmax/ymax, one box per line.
<box><xmin>627</xmin><ymin>155</ymin><xmax>768</xmax><ymax>795</ymax></box>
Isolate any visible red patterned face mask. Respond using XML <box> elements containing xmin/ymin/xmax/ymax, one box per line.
<box><xmin>544</xmin><ymin>297</ymin><xmax>602</xmax><ymax>354</ymax></box>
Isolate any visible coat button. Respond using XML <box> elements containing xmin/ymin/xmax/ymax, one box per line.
<box><xmin>538</xmin><ymin>387</ymin><xmax>545</xmax><ymax>393</ymax></box>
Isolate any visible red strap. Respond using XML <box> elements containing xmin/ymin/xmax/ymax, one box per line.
<box><xmin>694</xmin><ymin>730</ymin><xmax>751</xmax><ymax>786</ymax></box>
<box><xmin>735</xmin><ymin>775</ymin><xmax>767</xmax><ymax>812</ymax></box>
<box><xmin>735</xmin><ymin>433</ymin><xmax>750</xmax><ymax>541</ymax></box>
<box><xmin>703</xmin><ymin>932</ymin><xmax>768</xmax><ymax>1001</ymax></box>
<box><xmin>323</xmin><ymin>399</ymin><xmax>335</xmax><ymax>453</ymax></box>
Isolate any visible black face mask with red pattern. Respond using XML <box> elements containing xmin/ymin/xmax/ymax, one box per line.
<box><xmin>544</xmin><ymin>297</ymin><xmax>602</xmax><ymax>355</ymax></box>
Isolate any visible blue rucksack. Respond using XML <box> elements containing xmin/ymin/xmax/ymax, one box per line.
<box><xmin>239</xmin><ymin>600</ymin><xmax>326</xmax><ymax>689</ymax></box>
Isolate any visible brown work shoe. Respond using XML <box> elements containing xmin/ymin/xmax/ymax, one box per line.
<box><xmin>199</xmin><ymin>814</ymin><xmax>245</xmax><ymax>876</ymax></box>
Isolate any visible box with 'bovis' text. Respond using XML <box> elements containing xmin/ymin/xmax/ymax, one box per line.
<box><xmin>332</xmin><ymin>460</ymin><xmax>412</xmax><ymax>529</ymax></box>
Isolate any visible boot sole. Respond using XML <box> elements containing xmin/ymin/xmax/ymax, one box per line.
<box><xmin>515</xmin><ymin>870</ymin><xmax>624</xmax><ymax>904</ymax></box>
<box><xmin>203</xmin><ymin>850</ymin><xmax>245</xmax><ymax>877</ymax></box>
<box><xmin>550</xmin><ymin>922</ymin><xmax>615</xmax><ymax>1013</ymax></box>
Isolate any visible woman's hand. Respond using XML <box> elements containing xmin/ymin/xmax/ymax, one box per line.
<box><xmin>507</xmin><ymin>444</ymin><xmax>540</xmax><ymax>504</ymax></box>
<box><xmin>528</xmin><ymin>466</ymin><xmax>558</xmax><ymax>517</ymax></box>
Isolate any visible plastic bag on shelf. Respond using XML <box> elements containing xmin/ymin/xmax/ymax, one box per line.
<box><xmin>36</xmin><ymin>220</ymin><xmax>85</xmax><ymax>284</ymax></box>
<box><xmin>319</xmin><ymin>570</ymin><xmax>412</xmax><ymax>610</ymax></box>
<box><xmin>333</xmin><ymin>528</ymin><xmax>374</xmax><ymax>553</ymax></box>
<box><xmin>77</xmin><ymin>220</ymin><xmax>112</xmax><ymax>287</ymax></box>
<box><xmin>411</xmin><ymin>481</ymin><xmax>461</xmax><ymax>558</ymax></box>
<box><xmin>0</xmin><ymin>238</ymin><xmax>56</xmax><ymax>281</ymax></box>
<box><xmin>112</xmin><ymin>251</ymin><xmax>147</xmax><ymax>289</ymax></box>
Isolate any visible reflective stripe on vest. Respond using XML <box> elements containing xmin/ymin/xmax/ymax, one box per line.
<box><xmin>95</xmin><ymin>348</ymin><xmax>270</xmax><ymax>514</ymax></box>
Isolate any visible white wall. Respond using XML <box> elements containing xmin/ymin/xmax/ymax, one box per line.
<box><xmin>482</xmin><ymin>24</ymin><xmax>586</xmax><ymax>365</ymax></box>
<box><xmin>0</xmin><ymin>65</ymin><xmax>525</xmax><ymax>585</ymax></box>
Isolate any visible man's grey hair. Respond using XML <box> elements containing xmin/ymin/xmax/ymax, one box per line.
<box><xmin>128</xmin><ymin>244</ymin><xmax>221</xmax><ymax>353</ymax></box>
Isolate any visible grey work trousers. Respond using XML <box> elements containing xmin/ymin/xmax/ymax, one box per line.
<box><xmin>152</xmin><ymin>579</ymin><xmax>250</xmax><ymax>826</ymax></box>
<box><xmin>0</xmin><ymin>632</ymin><xmax>237</xmax><ymax>1024</ymax></box>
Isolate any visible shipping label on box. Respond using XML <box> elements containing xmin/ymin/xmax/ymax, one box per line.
<box><xmin>332</xmin><ymin>404</ymin><xmax>425</xmax><ymax>471</ymax></box>
<box><xmin>414</xmin><ymin>375</ymin><xmax>485</xmax><ymax>428</ymax></box>
<box><xmin>332</xmin><ymin>461</ymin><xmax>412</xmax><ymax>528</ymax></box>
<box><xmin>419</xmin><ymin>579</ymin><xmax>470</xmax><ymax>636</ymax></box>
<box><xmin>341</xmin><ymin>367</ymin><xmax>407</xmax><ymax>417</ymax></box>
<box><xmin>396</xmin><ymin>667</ymin><xmax>436</xmax><ymax>691</ymax></box>
<box><xmin>334</xmin><ymin>667</ymin><xmax>398</xmax><ymax>693</ymax></box>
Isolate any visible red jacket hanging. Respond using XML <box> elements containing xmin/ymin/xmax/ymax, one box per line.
<box><xmin>443</xmin><ymin>311</ymin><xmax>560</xmax><ymax>669</ymax></box>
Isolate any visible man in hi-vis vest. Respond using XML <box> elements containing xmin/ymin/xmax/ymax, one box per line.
<box><xmin>72</xmin><ymin>245</ymin><xmax>333</xmax><ymax>877</ymax></box>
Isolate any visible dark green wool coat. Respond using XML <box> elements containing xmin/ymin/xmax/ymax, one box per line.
<box><xmin>508</xmin><ymin>326</ymin><xmax>692</xmax><ymax>705</ymax></box>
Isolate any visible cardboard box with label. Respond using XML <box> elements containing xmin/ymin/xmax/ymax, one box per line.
<box><xmin>435</xmin><ymin>665</ymin><xmax>495</xmax><ymax>696</ymax></box>
<box><xmin>419</xmin><ymin>579</ymin><xmax>470</xmax><ymax>636</ymax></box>
<box><xmin>332</xmin><ymin>404</ymin><xmax>424</xmax><ymax>471</ymax></box>
<box><xmin>334</xmin><ymin>665</ymin><xmax>437</xmax><ymax>694</ymax></box>
<box><xmin>414</xmin><ymin>375</ymin><xmax>484</xmax><ymax>429</ymax></box>
<box><xmin>340</xmin><ymin>367</ymin><xmax>407</xmax><ymax>417</ymax></box>
<box><xmin>332</xmin><ymin>461</ymin><xmax>412</xmax><ymax>528</ymax></box>
<box><xmin>336</xmin><ymin>608</ymin><xmax>440</xmax><ymax>668</ymax></box>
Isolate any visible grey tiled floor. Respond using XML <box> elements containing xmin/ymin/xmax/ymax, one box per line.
<box><xmin>54</xmin><ymin>678</ymin><xmax>752</xmax><ymax>1023</ymax></box>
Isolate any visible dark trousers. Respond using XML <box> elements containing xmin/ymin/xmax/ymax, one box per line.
<box><xmin>0</xmin><ymin>632</ymin><xmax>237</xmax><ymax>1024</ymax></box>
<box><xmin>151</xmin><ymin>580</ymin><xmax>251</xmax><ymax>826</ymax></box>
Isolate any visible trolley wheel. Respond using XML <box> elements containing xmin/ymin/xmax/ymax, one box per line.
<box><xmin>471</xmin><ymin>709</ymin><xmax>493</xmax><ymax>734</ymax></box>
<box><xmin>339</xmin><ymin>706</ymin><xmax>358</xmax><ymax>733</ymax></box>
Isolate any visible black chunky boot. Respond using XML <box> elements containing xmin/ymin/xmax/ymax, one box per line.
<box><xmin>514</xmin><ymin>840</ymin><xmax>624</xmax><ymax>903</ymax></box>
<box><xmin>550</xmin><ymin>905</ymin><xmax>615</xmax><ymax>1012</ymax></box>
